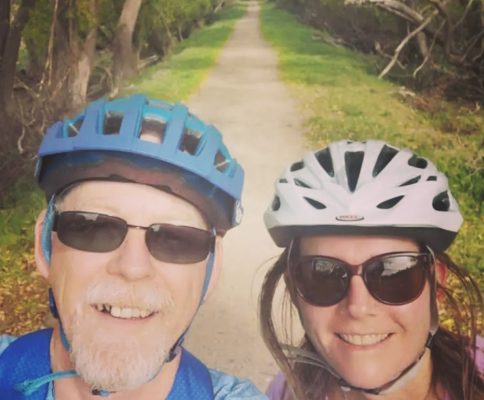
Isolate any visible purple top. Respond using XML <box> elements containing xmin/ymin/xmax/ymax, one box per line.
<box><xmin>266</xmin><ymin>336</ymin><xmax>484</xmax><ymax>400</ymax></box>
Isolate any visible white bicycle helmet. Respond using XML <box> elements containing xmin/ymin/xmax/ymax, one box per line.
<box><xmin>264</xmin><ymin>140</ymin><xmax>462</xmax><ymax>252</ymax></box>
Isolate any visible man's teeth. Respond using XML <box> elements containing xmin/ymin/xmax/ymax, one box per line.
<box><xmin>339</xmin><ymin>333</ymin><xmax>390</xmax><ymax>345</ymax></box>
<box><xmin>94</xmin><ymin>304</ymin><xmax>153</xmax><ymax>319</ymax></box>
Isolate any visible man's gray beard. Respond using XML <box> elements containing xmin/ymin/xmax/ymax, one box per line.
<box><xmin>70</xmin><ymin>322</ymin><xmax>171</xmax><ymax>392</ymax></box>
<box><xmin>67</xmin><ymin>283</ymin><xmax>176</xmax><ymax>392</ymax></box>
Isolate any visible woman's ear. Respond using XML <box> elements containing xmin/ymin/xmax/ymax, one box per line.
<box><xmin>435</xmin><ymin>258</ymin><xmax>448</xmax><ymax>302</ymax></box>
<box><xmin>34</xmin><ymin>209</ymin><xmax>50</xmax><ymax>280</ymax></box>
<box><xmin>203</xmin><ymin>236</ymin><xmax>223</xmax><ymax>302</ymax></box>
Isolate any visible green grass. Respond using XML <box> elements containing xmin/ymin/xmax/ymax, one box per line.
<box><xmin>260</xmin><ymin>3</ymin><xmax>483</xmax><ymax>277</ymax></box>
<box><xmin>0</xmin><ymin>2</ymin><xmax>247</xmax><ymax>335</ymax></box>
<box><xmin>123</xmin><ymin>3</ymin><xmax>247</xmax><ymax>101</ymax></box>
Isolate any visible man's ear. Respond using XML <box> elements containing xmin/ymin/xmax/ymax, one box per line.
<box><xmin>202</xmin><ymin>236</ymin><xmax>223</xmax><ymax>302</ymax></box>
<box><xmin>35</xmin><ymin>209</ymin><xmax>50</xmax><ymax>279</ymax></box>
<box><xmin>435</xmin><ymin>257</ymin><xmax>448</xmax><ymax>302</ymax></box>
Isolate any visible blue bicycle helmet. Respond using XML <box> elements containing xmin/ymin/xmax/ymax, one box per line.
<box><xmin>35</xmin><ymin>93</ymin><xmax>244</xmax><ymax>233</ymax></box>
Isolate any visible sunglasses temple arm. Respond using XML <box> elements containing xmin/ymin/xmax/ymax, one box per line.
<box><xmin>425</xmin><ymin>245</ymin><xmax>439</xmax><ymax>335</ymax></box>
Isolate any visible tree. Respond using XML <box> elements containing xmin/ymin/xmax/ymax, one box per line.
<box><xmin>112</xmin><ymin>0</ymin><xmax>143</xmax><ymax>90</ymax></box>
<box><xmin>31</xmin><ymin>0</ymin><xmax>99</xmax><ymax>111</ymax></box>
<box><xmin>0</xmin><ymin>0</ymin><xmax>37</xmax><ymax>118</ymax></box>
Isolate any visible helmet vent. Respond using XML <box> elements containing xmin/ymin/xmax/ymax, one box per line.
<box><xmin>345</xmin><ymin>151</ymin><xmax>364</xmax><ymax>192</ymax></box>
<box><xmin>408</xmin><ymin>155</ymin><xmax>428</xmax><ymax>169</ymax></box>
<box><xmin>180</xmin><ymin>128</ymin><xmax>202</xmax><ymax>155</ymax></box>
<box><xmin>372</xmin><ymin>145</ymin><xmax>398</xmax><ymax>177</ymax></box>
<box><xmin>104</xmin><ymin>112</ymin><xmax>123</xmax><ymax>135</ymax></box>
<box><xmin>399</xmin><ymin>176</ymin><xmax>421</xmax><ymax>186</ymax></box>
<box><xmin>290</xmin><ymin>161</ymin><xmax>304</xmax><ymax>171</ymax></box>
<box><xmin>427</xmin><ymin>176</ymin><xmax>437</xmax><ymax>181</ymax></box>
<box><xmin>304</xmin><ymin>197</ymin><xmax>326</xmax><ymax>209</ymax></box>
<box><xmin>279</xmin><ymin>178</ymin><xmax>288</xmax><ymax>183</ymax></box>
<box><xmin>377</xmin><ymin>195</ymin><xmax>404</xmax><ymax>209</ymax></box>
<box><xmin>272</xmin><ymin>196</ymin><xmax>281</xmax><ymax>211</ymax></box>
<box><xmin>433</xmin><ymin>191</ymin><xmax>450</xmax><ymax>211</ymax></box>
<box><xmin>140</xmin><ymin>118</ymin><xmax>166</xmax><ymax>144</ymax></box>
<box><xmin>214</xmin><ymin>150</ymin><xmax>230</xmax><ymax>173</ymax></box>
<box><xmin>294</xmin><ymin>178</ymin><xmax>311</xmax><ymax>188</ymax></box>
<box><xmin>67</xmin><ymin>116</ymin><xmax>84</xmax><ymax>137</ymax></box>
<box><xmin>315</xmin><ymin>148</ymin><xmax>334</xmax><ymax>177</ymax></box>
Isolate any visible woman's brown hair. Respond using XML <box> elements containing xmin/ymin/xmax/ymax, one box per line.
<box><xmin>259</xmin><ymin>248</ymin><xmax>483</xmax><ymax>399</ymax></box>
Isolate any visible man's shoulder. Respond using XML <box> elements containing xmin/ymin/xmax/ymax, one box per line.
<box><xmin>209</xmin><ymin>368</ymin><xmax>268</xmax><ymax>400</ymax></box>
<box><xmin>0</xmin><ymin>334</ymin><xmax>18</xmax><ymax>356</ymax></box>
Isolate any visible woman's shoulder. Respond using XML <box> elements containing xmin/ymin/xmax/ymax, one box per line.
<box><xmin>266</xmin><ymin>372</ymin><xmax>287</xmax><ymax>400</ymax></box>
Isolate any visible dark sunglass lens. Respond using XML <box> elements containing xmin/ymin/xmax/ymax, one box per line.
<box><xmin>146</xmin><ymin>224</ymin><xmax>212</xmax><ymax>264</ymax></box>
<box><xmin>365</xmin><ymin>255</ymin><xmax>427</xmax><ymax>305</ymax></box>
<box><xmin>294</xmin><ymin>258</ymin><xmax>349</xmax><ymax>306</ymax></box>
<box><xmin>56</xmin><ymin>212</ymin><xmax>127</xmax><ymax>252</ymax></box>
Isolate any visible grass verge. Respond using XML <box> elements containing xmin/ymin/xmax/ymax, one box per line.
<box><xmin>0</xmin><ymin>2</ymin><xmax>247</xmax><ymax>336</ymax></box>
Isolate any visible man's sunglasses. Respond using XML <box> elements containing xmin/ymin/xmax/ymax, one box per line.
<box><xmin>53</xmin><ymin>211</ymin><xmax>215</xmax><ymax>264</ymax></box>
<box><xmin>289</xmin><ymin>248</ymin><xmax>433</xmax><ymax>307</ymax></box>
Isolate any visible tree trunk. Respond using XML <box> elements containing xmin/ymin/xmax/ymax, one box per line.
<box><xmin>0</xmin><ymin>0</ymin><xmax>11</xmax><ymax>60</ymax></box>
<box><xmin>112</xmin><ymin>0</ymin><xmax>143</xmax><ymax>89</ymax></box>
<box><xmin>70</xmin><ymin>25</ymin><xmax>97</xmax><ymax>109</ymax></box>
<box><xmin>48</xmin><ymin>0</ymin><xmax>98</xmax><ymax>112</ymax></box>
<box><xmin>69</xmin><ymin>0</ymin><xmax>98</xmax><ymax>110</ymax></box>
<box><xmin>0</xmin><ymin>0</ymin><xmax>36</xmax><ymax>116</ymax></box>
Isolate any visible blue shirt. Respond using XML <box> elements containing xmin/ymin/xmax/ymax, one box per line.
<box><xmin>0</xmin><ymin>334</ymin><xmax>266</xmax><ymax>400</ymax></box>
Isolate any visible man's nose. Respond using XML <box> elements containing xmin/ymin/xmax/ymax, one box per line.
<box><xmin>106</xmin><ymin>228</ymin><xmax>156</xmax><ymax>281</ymax></box>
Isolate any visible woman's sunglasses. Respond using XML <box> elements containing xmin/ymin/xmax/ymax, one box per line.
<box><xmin>53</xmin><ymin>211</ymin><xmax>214</xmax><ymax>264</ymax></box>
<box><xmin>289</xmin><ymin>247</ymin><xmax>433</xmax><ymax>307</ymax></box>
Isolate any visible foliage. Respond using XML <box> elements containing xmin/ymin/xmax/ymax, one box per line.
<box><xmin>0</xmin><ymin>180</ymin><xmax>48</xmax><ymax>335</ymax></box>
<box><xmin>260</xmin><ymin>3</ymin><xmax>483</xmax><ymax>283</ymax></box>
<box><xmin>3</xmin><ymin>0</ymin><xmax>236</xmax><ymax>161</ymax></box>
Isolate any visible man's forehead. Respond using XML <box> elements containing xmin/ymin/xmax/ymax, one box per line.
<box><xmin>56</xmin><ymin>180</ymin><xmax>208</xmax><ymax>227</ymax></box>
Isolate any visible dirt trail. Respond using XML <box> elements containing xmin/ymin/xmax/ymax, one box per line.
<box><xmin>184</xmin><ymin>0</ymin><xmax>305</xmax><ymax>391</ymax></box>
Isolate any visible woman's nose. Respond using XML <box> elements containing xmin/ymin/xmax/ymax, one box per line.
<box><xmin>344</xmin><ymin>275</ymin><xmax>378</xmax><ymax>318</ymax></box>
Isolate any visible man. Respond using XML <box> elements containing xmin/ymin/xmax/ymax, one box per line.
<box><xmin>0</xmin><ymin>94</ymin><xmax>265</xmax><ymax>399</ymax></box>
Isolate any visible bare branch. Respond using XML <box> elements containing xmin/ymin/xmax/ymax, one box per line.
<box><xmin>40</xmin><ymin>0</ymin><xmax>59</xmax><ymax>91</ymax></box>
<box><xmin>379</xmin><ymin>9</ymin><xmax>439</xmax><ymax>78</ymax></box>
<box><xmin>413</xmin><ymin>20</ymin><xmax>445</xmax><ymax>78</ymax></box>
<box><xmin>345</xmin><ymin>0</ymin><xmax>425</xmax><ymax>24</ymax></box>
<box><xmin>213</xmin><ymin>0</ymin><xmax>226</xmax><ymax>14</ymax></box>
<box><xmin>428</xmin><ymin>0</ymin><xmax>453</xmax><ymax>57</ymax></box>
<box><xmin>461</xmin><ymin>30</ymin><xmax>484</xmax><ymax>63</ymax></box>
<box><xmin>374</xmin><ymin>41</ymin><xmax>406</xmax><ymax>69</ymax></box>
<box><xmin>452</xmin><ymin>0</ymin><xmax>476</xmax><ymax>30</ymax></box>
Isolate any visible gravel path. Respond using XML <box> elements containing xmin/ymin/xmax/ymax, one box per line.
<box><xmin>184</xmin><ymin>0</ymin><xmax>305</xmax><ymax>391</ymax></box>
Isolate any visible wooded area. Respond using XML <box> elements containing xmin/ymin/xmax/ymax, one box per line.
<box><xmin>0</xmin><ymin>0</ymin><xmax>229</xmax><ymax>181</ymax></box>
<box><xmin>275</xmin><ymin>0</ymin><xmax>483</xmax><ymax>102</ymax></box>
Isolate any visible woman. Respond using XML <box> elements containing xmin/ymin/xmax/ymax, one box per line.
<box><xmin>260</xmin><ymin>140</ymin><xmax>483</xmax><ymax>399</ymax></box>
